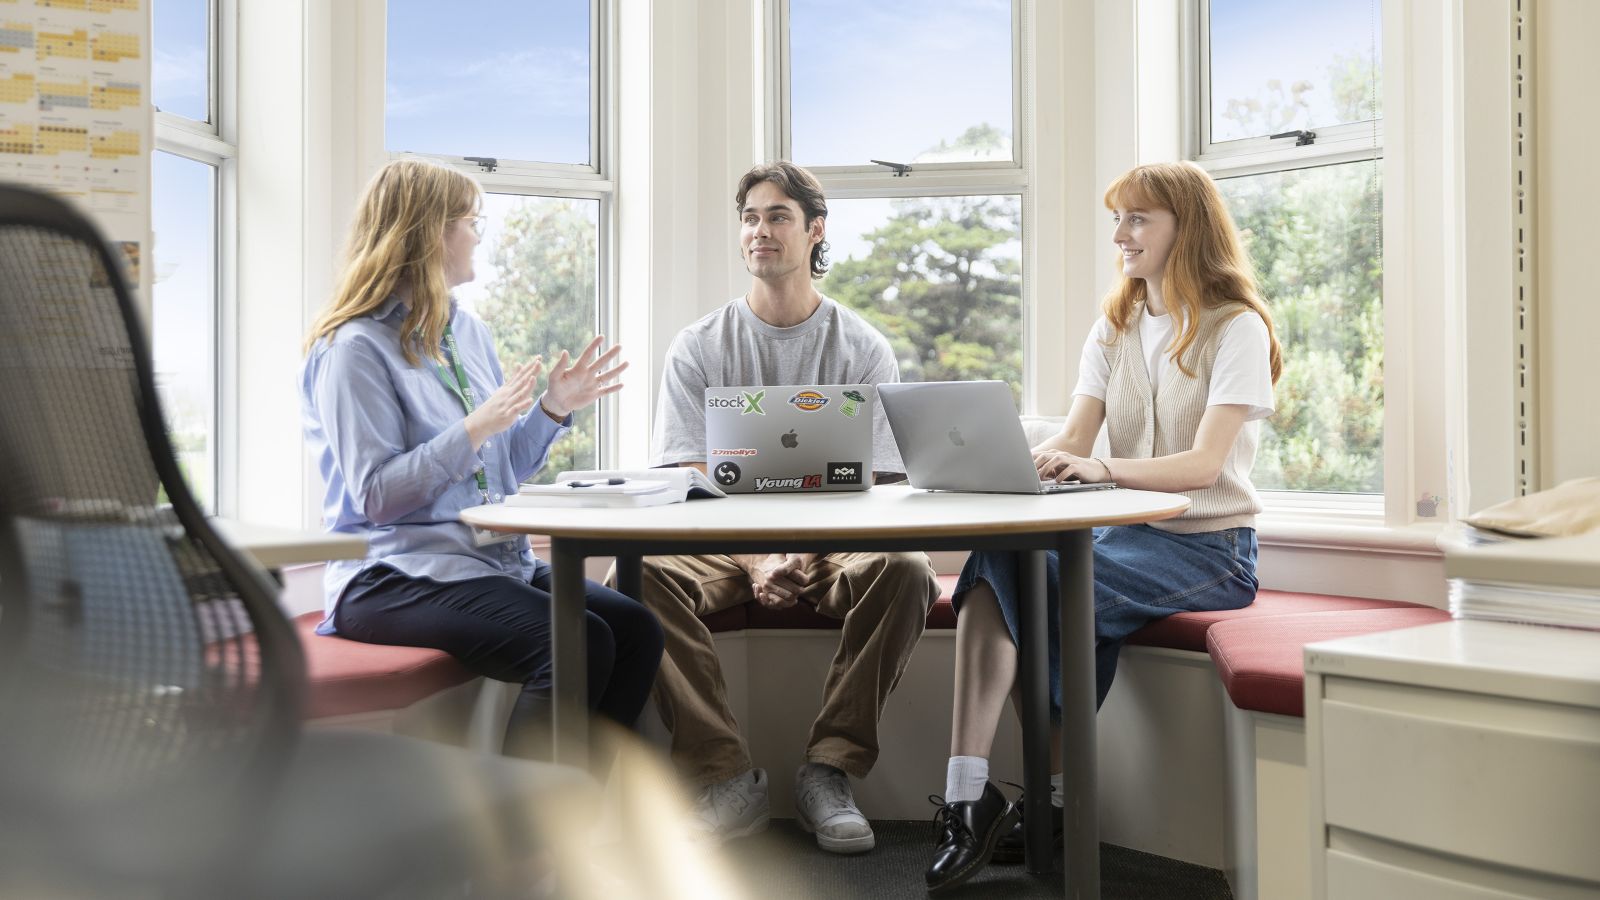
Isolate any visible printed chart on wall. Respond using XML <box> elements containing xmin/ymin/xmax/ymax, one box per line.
<box><xmin>0</xmin><ymin>0</ymin><xmax>150</xmax><ymax>297</ymax></box>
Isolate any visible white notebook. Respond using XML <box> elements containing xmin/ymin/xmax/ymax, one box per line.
<box><xmin>509</xmin><ymin>468</ymin><xmax>726</xmax><ymax>509</ymax></box>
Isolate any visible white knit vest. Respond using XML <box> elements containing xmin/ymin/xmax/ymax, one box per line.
<box><xmin>1103</xmin><ymin>301</ymin><xmax>1262</xmax><ymax>533</ymax></box>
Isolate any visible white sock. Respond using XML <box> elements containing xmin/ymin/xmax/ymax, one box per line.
<box><xmin>1050</xmin><ymin>772</ymin><xmax>1064</xmax><ymax>808</ymax></box>
<box><xmin>945</xmin><ymin>756</ymin><xmax>989</xmax><ymax>804</ymax></box>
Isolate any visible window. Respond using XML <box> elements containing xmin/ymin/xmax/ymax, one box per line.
<box><xmin>152</xmin><ymin>0</ymin><xmax>233</xmax><ymax>512</ymax></box>
<box><xmin>1196</xmin><ymin>0</ymin><xmax>1383</xmax><ymax>499</ymax></box>
<box><xmin>386</xmin><ymin>0</ymin><xmax>610</xmax><ymax>483</ymax></box>
<box><xmin>776</xmin><ymin>0</ymin><xmax>1025</xmax><ymax>400</ymax></box>
<box><xmin>385</xmin><ymin>0</ymin><xmax>591</xmax><ymax>168</ymax></box>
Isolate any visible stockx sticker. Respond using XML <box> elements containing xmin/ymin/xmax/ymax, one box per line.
<box><xmin>741</xmin><ymin>390</ymin><xmax>765</xmax><ymax>415</ymax></box>
<box><xmin>840</xmin><ymin>390</ymin><xmax>866</xmax><ymax>418</ymax></box>
<box><xmin>713</xmin><ymin>461</ymin><xmax>743</xmax><ymax>486</ymax></box>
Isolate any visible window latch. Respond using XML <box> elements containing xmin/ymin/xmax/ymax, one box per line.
<box><xmin>869</xmin><ymin>159</ymin><xmax>912</xmax><ymax>177</ymax></box>
<box><xmin>1269</xmin><ymin>130</ymin><xmax>1317</xmax><ymax>147</ymax></box>
<box><xmin>464</xmin><ymin>156</ymin><xmax>498</xmax><ymax>173</ymax></box>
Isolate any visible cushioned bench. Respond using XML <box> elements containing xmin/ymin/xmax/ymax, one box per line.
<box><xmin>293</xmin><ymin>611</ymin><xmax>475</xmax><ymax>720</ymax></box>
<box><xmin>1205</xmin><ymin>606</ymin><xmax>1451</xmax><ymax>717</ymax></box>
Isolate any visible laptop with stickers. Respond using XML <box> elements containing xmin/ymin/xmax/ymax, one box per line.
<box><xmin>879</xmin><ymin>381</ymin><xmax>1118</xmax><ymax>494</ymax></box>
<box><xmin>704</xmin><ymin>384</ymin><xmax>876</xmax><ymax>494</ymax></box>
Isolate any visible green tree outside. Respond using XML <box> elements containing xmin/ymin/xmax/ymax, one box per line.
<box><xmin>475</xmin><ymin>197</ymin><xmax>600</xmax><ymax>484</ymax></box>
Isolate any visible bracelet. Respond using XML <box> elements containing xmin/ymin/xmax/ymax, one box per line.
<box><xmin>539</xmin><ymin>394</ymin><xmax>567</xmax><ymax>422</ymax></box>
<box><xmin>1092</xmin><ymin>457</ymin><xmax>1113</xmax><ymax>483</ymax></box>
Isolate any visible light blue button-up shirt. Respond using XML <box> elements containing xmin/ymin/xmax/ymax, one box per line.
<box><xmin>300</xmin><ymin>295</ymin><xmax>570</xmax><ymax>634</ymax></box>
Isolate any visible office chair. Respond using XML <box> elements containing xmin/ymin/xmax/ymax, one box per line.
<box><xmin>0</xmin><ymin>185</ymin><xmax>591</xmax><ymax>899</ymax></box>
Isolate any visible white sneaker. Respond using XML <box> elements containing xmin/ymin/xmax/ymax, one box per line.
<box><xmin>691</xmin><ymin>768</ymin><xmax>770</xmax><ymax>844</ymax></box>
<box><xmin>794</xmin><ymin>763</ymin><xmax>875</xmax><ymax>854</ymax></box>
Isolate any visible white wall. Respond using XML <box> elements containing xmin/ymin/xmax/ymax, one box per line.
<box><xmin>1535</xmin><ymin>0</ymin><xmax>1600</xmax><ymax>488</ymax></box>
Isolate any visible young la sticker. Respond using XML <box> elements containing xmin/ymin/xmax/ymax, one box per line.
<box><xmin>840</xmin><ymin>390</ymin><xmax>866</xmax><ymax>418</ymax></box>
<box><xmin>788</xmin><ymin>390</ymin><xmax>829</xmax><ymax>412</ymax></box>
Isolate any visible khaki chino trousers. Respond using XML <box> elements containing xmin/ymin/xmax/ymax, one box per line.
<box><xmin>623</xmin><ymin>552</ymin><xmax>940</xmax><ymax>786</ymax></box>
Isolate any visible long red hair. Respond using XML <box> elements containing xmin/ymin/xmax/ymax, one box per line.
<box><xmin>1101</xmin><ymin>161</ymin><xmax>1282</xmax><ymax>384</ymax></box>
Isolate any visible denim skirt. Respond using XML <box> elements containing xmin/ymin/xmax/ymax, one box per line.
<box><xmin>952</xmin><ymin>523</ymin><xmax>1258</xmax><ymax>717</ymax></box>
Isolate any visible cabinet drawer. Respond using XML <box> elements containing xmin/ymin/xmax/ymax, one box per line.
<box><xmin>1320</xmin><ymin>680</ymin><xmax>1600</xmax><ymax>883</ymax></box>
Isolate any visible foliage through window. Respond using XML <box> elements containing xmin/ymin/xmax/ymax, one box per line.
<box><xmin>820</xmin><ymin>190</ymin><xmax>1022</xmax><ymax>402</ymax></box>
<box><xmin>452</xmin><ymin>195</ymin><xmax>601</xmax><ymax>483</ymax></box>
<box><xmin>1205</xmin><ymin>0</ymin><xmax>1383</xmax><ymax>496</ymax></box>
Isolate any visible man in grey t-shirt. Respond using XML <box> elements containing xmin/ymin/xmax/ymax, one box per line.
<box><xmin>633</xmin><ymin>161</ymin><xmax>939</xmax><ymax>855</ymax></box>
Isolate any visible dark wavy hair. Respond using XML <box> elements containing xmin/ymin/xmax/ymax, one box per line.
<box><xmin>735</xmin><ymin>160</ymin><xmax>830</xmax><ymax>279</ymax></box>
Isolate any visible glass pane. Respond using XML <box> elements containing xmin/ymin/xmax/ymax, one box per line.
<box><xmin>1209</xmin><ymin>0</ymin><xmax>1381</xmax><ymax>143</ymax></box>
<box><xmin>151</xmin><ymin>151</ymin><xmax>217</xmax><ymax>510</ymax></box>
<box><xmin>386</xmin><ymin>0</ymin><xmax>591</xmax><ymax>166</ymax></box>
<box><xmin>1218</xmin><ymin>160</ymin><xmax>1382</xmax><ymax>493</ymax></box>
<box><xmin>790</xmin><ymin>0</ymin><xmax>1013</xmax><ymax>168</ymax></box>
<box><xmin>152</xmin><ymin>0</ymin><xmax>210</xmax><ymax>122</ymax></box>
<box><xmin>818</xmin><ymin>195</ymin><xmax>1022</xmax><ymax>401</ymax></box>
<box><xmin>455</xmin><ymin>194</ymin><xmax>601</xmax><ymax>482</ymax></box>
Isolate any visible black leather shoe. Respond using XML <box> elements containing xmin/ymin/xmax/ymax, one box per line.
<box><xmin>990</xmin><ymin>796</ymin><xmax>1064</xmax><ymax>864</ymax></box>
<box><xmin>924</xmin><ymin>782</ymin><xmax>1019</xmax><ymax>894</ymax></box>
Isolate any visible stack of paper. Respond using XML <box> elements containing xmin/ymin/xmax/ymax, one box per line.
<box><xmin>1445</xmin><ymin>531</ymin><xmax>1600</xmax><ymax>631</ymax></box>
<box><xmin>506</xmin><ymin>468</ymin><xmax>726</xmax><ymax>509</ymax></box>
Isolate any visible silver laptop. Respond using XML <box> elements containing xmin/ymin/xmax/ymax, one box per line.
<box><xmin>878</xmin><ymin>381</ymin><xmax>1117</xmax><ymax>494</ymax></box>
<box><xmin>704</xmin><ymin>384</ymin><xmax>876</xmax><ymax>493</ymax></box>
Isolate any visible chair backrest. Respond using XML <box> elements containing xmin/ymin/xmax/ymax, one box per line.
<box><xmin>0</xmin><ymin>185</ymin><xmax>305</xmax><ymax>889</ymax></box>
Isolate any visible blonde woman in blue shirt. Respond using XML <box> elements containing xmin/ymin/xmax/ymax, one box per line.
<box><xmin>301</xmin><ymin>158</ymin><xmax>661</xmax><ymax>760</ymax></box>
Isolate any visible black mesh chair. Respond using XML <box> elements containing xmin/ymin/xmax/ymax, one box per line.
<box><xmin>0</xmin><ymin>185</ymin><xmax>592</xmax><ymax>899</ymax></box>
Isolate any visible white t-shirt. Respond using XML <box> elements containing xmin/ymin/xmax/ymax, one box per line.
<box><xmin>1073</xmin><ymin>309</ymin><xmax>1275</xmax><ymax>421</ymax></box>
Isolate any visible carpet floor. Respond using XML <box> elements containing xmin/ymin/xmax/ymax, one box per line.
<box><xmin>719</xmin><ymin>819</ymin><xmax>1235</xmax><ymax>899</ymax></box>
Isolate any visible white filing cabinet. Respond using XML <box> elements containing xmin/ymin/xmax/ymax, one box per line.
<box><xmin>1304</xmin><ymin>621</ymin><xmax>1600</xmax><ymax>899</ymax></box>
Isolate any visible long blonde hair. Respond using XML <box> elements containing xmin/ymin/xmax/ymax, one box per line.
<box><xmin>304</xmin><ymin>158</ymin><xmax>480</xmax><ymax>365</ymax></box>
<box><xmin>1101</xmin><ymin>161</ymin><xmax>1283</xmax><ymax>384</ymax></box>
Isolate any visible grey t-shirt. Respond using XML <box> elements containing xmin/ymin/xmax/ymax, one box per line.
<box><xmin>652</xmin><ymin>295</ymin><xmax>905</xmax><ymax>473</ymax></box>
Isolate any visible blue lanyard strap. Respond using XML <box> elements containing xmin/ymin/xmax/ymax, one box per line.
<box><xmin>432</xmin><ymin>325</ymin><xmax>491</xmax><ymax>502</ymax></box>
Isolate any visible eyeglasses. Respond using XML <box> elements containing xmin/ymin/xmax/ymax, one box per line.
<box><xmin>460</xmin><ymin>215</ymin><xmax>486</xmax><ymax>238</ymax></box>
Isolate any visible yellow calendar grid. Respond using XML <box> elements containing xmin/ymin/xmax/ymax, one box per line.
<box><xmin>0</xmin><ymin>122</ymin><xmax>34</xmax><ymax>154</ymax></box>
<box><xmin>0</xmin><ymin>71</ymin><xmax>32</xmax><ymax>103</ymax></box>
<box><xmin>38</xmin><ymin>123</ymin><xmax>88</xmax><ymax>153</ymax></box>
<box><xmin>37</xmin><ymin>0</ymin><xmax>90</xmax><ymax>10</ymax></box>
<box><xmin>0</xmin><ymin>20</ymin><xmax>31</xmax><ymax>53</ymax></box>
<box><xmin>37</xmin><ymin>28</ymin><xmax>87</xmax><ymax>60</ymax></box>
<box><xmin>90</xmin><ymin>0</ymin><xmax>140</xmax><ymax>11</ymax></box>
<box><xmin>89</xmin><ymin>128</ymin><xmax>136</xmax><ymax>158</ymax></box>
<box><xmin>91</xmin><ymin>80</ymin><xmax>137</xmax><ymax>110</ymax></box>
<box><xmin>38</xmin><ymin>77</ymin><xmax>87</xmax><ymax>108</ymax></box>
<box><xmin>91</xmin><ymin>30</ymin><xmax>137</xmax><ymax>63</ymax></box>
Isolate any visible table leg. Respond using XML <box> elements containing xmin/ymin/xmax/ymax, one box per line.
<box><xmin>614</xmin><ymin>553</ymin><xmax>643</xmax><ymax>602</ymax></box>
<box><xmin>1058</xmin><ymin>528</ymin><xmax>1098</xmax><ymax>898</ymax></box>
<box><xmin>549</xmin><ymin>539</ymin><xmax>589</xmax><ymax>766</ymax></box>
<box><xmin>1018</xmin><ymin>548</ymin><xmax>1054</xmax><ymax>874</ymax></box>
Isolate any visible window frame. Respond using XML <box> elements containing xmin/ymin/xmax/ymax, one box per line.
<box><xmin>1183</xmin><ymin>0</ymin><xmax>1387</xmax><ymax>520</ymax></box>
<box><xmin>767</xmin><ymin>0</ymin><xmax>1038</xmax><ymax>408</ymax></box>
<box><xmin>381</xmin><ymin>0</ymin><xmax>620</xmax><ymax>469</ymax></box>
<box><xmin>152</xmin><ymin>0</ymin><xmax>238</xmax><ymax>515</ymax></box>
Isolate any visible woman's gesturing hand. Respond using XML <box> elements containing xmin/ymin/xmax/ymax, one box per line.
<box><xmin>1033</xmin><ymin>449</ymin><xmax>1111</xmax><ymax>484</ymax></box>
<box><xmin>539</xmin><ymin>335</ymin><xmax>628</xmax><ymax>420</ymax></box>
<box><xmin>464</xmin><ymin>358</ymin><xmax>543</xmax><ymax>449</ymax></box>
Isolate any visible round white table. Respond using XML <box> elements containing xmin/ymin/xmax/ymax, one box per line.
<box><xmin>463</xmin><ymin>484</ymin><xmax>1188</xmax><ymax>896</ymax></box>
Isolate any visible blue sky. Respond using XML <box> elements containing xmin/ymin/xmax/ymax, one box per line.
<box><xmin>1209</xmin><ymin>0</ymin><xmax>1380</xmax><ymax>142</ymax></box>
<box><xmin>386</xmin><ymin>0</ymin><xmax>590</xmax><ymax>165</ymax></box>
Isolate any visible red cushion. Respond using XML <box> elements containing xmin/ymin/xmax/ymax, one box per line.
<box><xmin>1206</xmin><ymin>607</ymin><xmax>1452</xmax><ymax>717</ymax></box>
<box><xmin>294</xmin><ymin>612</ymin><xmax>476</xmax><ymax>719</ymax></box>
<box><xmin>1128</xmin><ymin>590</ymin><xmax>1437</xmax><ymax>652</ymax></box>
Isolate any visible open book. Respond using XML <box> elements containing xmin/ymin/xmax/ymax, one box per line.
<box><xmin>508</xmin><ymin>468</ymin><xmax>727</xmax><ymax>509</ymax></box>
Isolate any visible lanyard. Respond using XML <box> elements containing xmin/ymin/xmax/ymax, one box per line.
<box><xmin>432</xmin><ymin>325</ymin><xmax>491</xmax><ymax>503</ymax></box>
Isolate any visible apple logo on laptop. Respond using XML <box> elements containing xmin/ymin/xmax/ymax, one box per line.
<box><xmin>781</xmin><ymin>429</ymin><xmax>799</xmax><ymax>448</ymax></box>
<box><xmin>947</xmin><ymin>427</ymin><xmax>966</xmax><ymax>447</ymax></box>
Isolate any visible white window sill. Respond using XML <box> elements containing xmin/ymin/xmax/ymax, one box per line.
<box><xmin>1256</xmin><ymin>512</ymin><xmax>1447</xmax><ymax>557</ymax></box>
